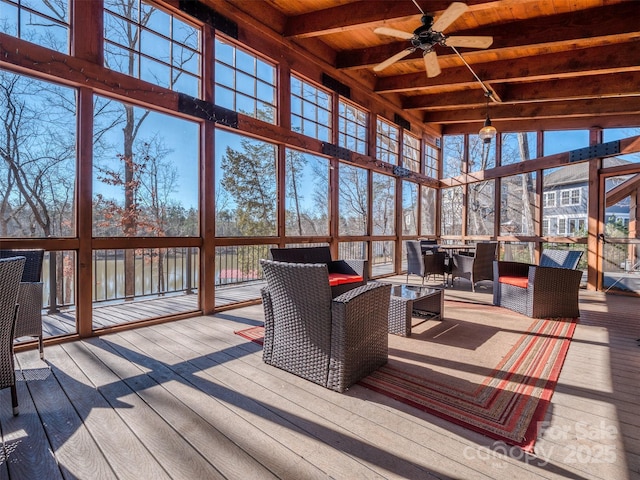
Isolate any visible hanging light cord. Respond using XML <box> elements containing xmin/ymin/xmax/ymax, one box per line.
<box><xmin>450</xmin><ymin>45</ymin><xmax>495</xmax><ymax>101</ymax></box>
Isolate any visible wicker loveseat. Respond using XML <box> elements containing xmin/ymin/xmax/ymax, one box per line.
<box><xmin>260</xmin><ymin>259</ymin><xmax>390</xmax><ymax>393</ymax></box>
<box><xmin>270</xmin><ymin>246</ymin><xmax>367</xmax><ymax>297</ymax></box>
<box><xmin>493</xmin><ymin>250</ymin><xmax>583</xmax><ymax>318</ymax></box>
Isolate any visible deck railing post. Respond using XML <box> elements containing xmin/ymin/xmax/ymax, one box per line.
<box><xmin>186</xmin><ymin>247</ymin><xmax>193</xmax><ymax>294</ymax></box>
<box><xmin>48</xmin><ymin>252</ymin><xmax>59</xmax><ymax>314</ymax></box>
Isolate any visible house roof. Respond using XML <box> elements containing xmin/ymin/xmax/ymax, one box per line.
<box><xmin>544</xmin><ymin>156</ymin><xmax>632</xmax><ymax>187</ymax></box>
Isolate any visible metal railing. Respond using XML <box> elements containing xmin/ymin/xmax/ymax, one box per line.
<box><xmin>41</xmin><ymin>241</ymin><xmax>403</xmax><ymax>312</ymax></box>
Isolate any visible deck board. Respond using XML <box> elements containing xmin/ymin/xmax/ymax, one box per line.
<box><xmin>2</xmin><ymin>282</ymin><xmax>639</xmax><ymax>479</ymax></box>
<box><xmin>16</xmin><ymin>350</ymin><xmax>115</xmax><ymax>479</ymax></box>
<box><xmin>45</xmin><ymin>344</ymin><xmax>171</xmax><ymax>480</ymax></box>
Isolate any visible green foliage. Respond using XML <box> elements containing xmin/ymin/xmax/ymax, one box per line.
<box><xmin>220</xmin><ymin>139</ymin><xmax>276</xmax><ymax>236</ymax></box>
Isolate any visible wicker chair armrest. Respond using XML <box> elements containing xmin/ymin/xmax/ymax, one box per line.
<box><xmin>331</xmin><ymin>281</ymin><xmax>387</xmax><ymax>304</ymax></box>
<box><xmin>260</xmin><ymin>286</ymin><xmax>275</xmax><ymax>363</ymax></box>
<box><xmin>494</xmin><ymin>260</ymin><xmax>533</xmax><ymax>278</ymax></box>
<box><xmin>329</xmin><ymin>282</ymin><xmax>391</xmax><ymax>392</ymax></box>
<box><xmin>529</xmin><ymin>266</ymin><xmax>582</xmax><ymax>293</ymax></box>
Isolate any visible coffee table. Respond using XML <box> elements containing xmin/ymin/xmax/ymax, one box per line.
<box><xmin>386</xmin><ymin>284</ymin><xmax>444</xmax><ymax>337</ymax></box>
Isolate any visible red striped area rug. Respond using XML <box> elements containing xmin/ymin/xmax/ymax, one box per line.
<box><xmin>234</xmin><ymin>325</ymin><xmax>264</xmax><ymax>345</ymax></box>
<box><xmin>234</xmin><ymin>303</ymin><xmax>576</xmax><ymax>453</ymax></box>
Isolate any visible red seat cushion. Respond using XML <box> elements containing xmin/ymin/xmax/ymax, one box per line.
<box><xmin>328</xmin><ymin>273</ymin><xmax>364</xmax><ymax>286</ymax></box>
<box><xmin>498</xmin><ymin>275</ymin><xmax>528</xmax><ymax>288</ymax></box>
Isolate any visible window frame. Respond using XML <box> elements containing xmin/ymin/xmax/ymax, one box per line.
<box><xmin>290</xmin><ymin>74</ymin><xmax>332</xmax><ymax>142</ymax></box>
<box><xmin>402</xmin><ymin>131</ymin><xmax>421</xmax><ymax>173</ymax></box>
<box><xmin>338</xmin><ymin>99</ymin><xmax>368</xmax><ymax>155</ymax></box>
<box><xmin>214</xmin><ymin>35</ymin><xmax>277</xmax><ymax>123</ymax></box>
<box><xmin>376</xmin><ymin>117</ymin><xmax>399</xmax><ymax>165</ymax></box>
<box><xmin>103</xmin><ymin>0</ymin><xmax>202</xmax><ymax>96</ymax></box>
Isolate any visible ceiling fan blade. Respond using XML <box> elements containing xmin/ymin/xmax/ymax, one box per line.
<box><xmin>374</xmin><ymin>48</ymin><xmax>414</xmax><ymax>72</ymax></box>
<box><xmin>424</xmin><ymin>51</ymin><xmax>441</xmax><ymax>78</ymax></box>
<box><xmin>431</xmin><ymin>2</ymin><xmax>468</xmax><ymax>32</ymax></box>
<box><xmin>445</xmin><ymin>35</ymin><xmax>493</xmax><ymax>49</ymax></box>
<box><xmin>373</xmin><ymin>27</ymin><xmax>414</xmax><ymax>40</ymax></box>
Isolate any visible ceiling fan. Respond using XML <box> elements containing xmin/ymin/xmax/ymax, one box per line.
<box><xmin>373</xmin><ymin>1</ymin><xmax>493</xmax><ymax>78</ymax></box>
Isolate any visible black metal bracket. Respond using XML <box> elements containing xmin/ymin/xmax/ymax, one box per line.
<box><xmin>321</xmin><ymin>143</ymin><xmax>352</xmax><ymax>161</ymax></box>
<box><xmin>178</xmin><ymin>94</ymin><xmax>238</xmax><ymax>127</ymax></box>
<box><xmin>569</xmin><ymin>140</ymin><xmax>620</xmax><ymax>162</ymax></box>
<box><xmin>393</xmin><ymin>165</ymin><xmax>411</xmax><ymax>177</ymax></box>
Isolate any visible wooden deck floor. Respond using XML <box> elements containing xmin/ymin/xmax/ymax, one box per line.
<box><xmin>2</xmin><ymin>279</ymin><xmax>640</xmax><ymax>479</ymax></box>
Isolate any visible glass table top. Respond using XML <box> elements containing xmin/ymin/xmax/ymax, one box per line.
<box><xmin>388</xmin><ymin>284</ymin><xmax>441</xmax><ymax>300</ymax></box>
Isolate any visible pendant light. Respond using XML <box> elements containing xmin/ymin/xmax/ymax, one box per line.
<box><xmin>478</xmin><ymin>91</ymin><xmax>497</xmax><ymax>143</ymax></box>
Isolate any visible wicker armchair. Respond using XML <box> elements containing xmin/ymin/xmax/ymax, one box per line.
<box><xmin>0</xmin><ymin>256</ymin><xmax>26</xmax><ymax>415</ymax></box>
<box><xmin>0</xmin><ymin>250</ymin><xmax>45</xmax><ymax>359</ymax></box>
<box><xmin>451</xmin><ymin>242</ymin><xmax>498</xmax><ymax>291</ymax></box>
<box><xmin>260</xmin><ymin>259</ymin><xmax>391</xmax><ymax>393</ymax></box>
<box><xmin>406</xmin><ymin>240</ymin><xmax>447</xmax><ymax>284</ymax></box>
<box><xmin>493</xmin><ymin>250</ymin><xmax>583</xmax><ymax>318</ymax></box>
<box><xmin>270</xmin><ymin>246</ymin><xmax>367</xmax><ymax>297</ymax></box>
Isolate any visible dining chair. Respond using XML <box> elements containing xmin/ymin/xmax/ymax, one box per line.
<box><xmin>451</xmin><ymin>242</ymin><xmax>498</xmax><ymax>291</ymax></box>
<box><xmin>0</xmin><ymin>256</ymin><xmax>26</xmax><ymax>415</ymax></box>
<box><xmin>406</xmin><ymin>240</ymin><xmax>447</xmax><ymax>284</ymax></box>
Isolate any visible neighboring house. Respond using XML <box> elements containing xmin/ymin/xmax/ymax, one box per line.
<box><xmin>542</xmin><ymin>157</ymin><xmax>632</xmax><ymax>236</ymax></box>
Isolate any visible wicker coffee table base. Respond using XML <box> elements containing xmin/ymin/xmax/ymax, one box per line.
<box><xmin>388</xmin><ymin>287</ymin><xmax>443</xmax><ymax>337</ymax></box>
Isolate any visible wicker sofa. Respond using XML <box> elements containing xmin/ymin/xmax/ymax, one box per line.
<box><xmin>260</xmin><ymin>259</ymin><xmax>390</xmax><ymax>392</ymax></box>
<box><xmin>493</xmin><ymin>250</ymin><xmax>583</xmax><ymax>318</ymax></box>
<box><xmin>270</xmin><ymin>246</ymin><xmax>367</xmax><ymax>297</ymax></box>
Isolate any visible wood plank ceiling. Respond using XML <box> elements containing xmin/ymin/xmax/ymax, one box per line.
<box><xmin>215</xmin><ymin>0</ymin><xmax>640</xmax><ymax>135</ymax></box>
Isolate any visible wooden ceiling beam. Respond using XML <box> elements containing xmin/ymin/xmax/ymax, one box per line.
<box><xmin>283</xmin><ymin>1</ymin><xmax>422</xmax><ymax>38</ymax></box>
<box><xmin>337</xmin><ymin>3</ymin><xmax>640</xmax><ymax>69</ymax></box>
<box><xmin>376</xmin><ymin>41</ymin><xmax>640</xmax><ymax>94</ymax></box>
<box><xmin>424</xmin><ymin>97</ymin><xmax>640</xmax><ymax>124</ymax></box>
<box><xmin>403</xmin><ymin>71</ymin><xmax>640</xmax><ymax>110</ymax></box>
<box><xmin>284</xmin><ymin>0</ymin><xmax>541</xmax><ymax>38</ymax></box>
<box><xmin>442</xmin><ymin>114</ymin><xmax>640</xmax><ymax>135</ymax></box>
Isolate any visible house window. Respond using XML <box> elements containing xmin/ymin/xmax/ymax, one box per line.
<box><xmin>338</xmin><ymin>100</ymin><xmax>368</xmax><ymax>154</ymax></box>
<box><xmin>104</xmin><ymin>0</ymin><xmax>201</xmax><ymax>97</ymax></box>
<box><xmin>2</xmin><ymin>0</ymin><xmax>70</xmax><ymax>53</ymax></box>
<box><xmin>558</xmin><ymin>218</ymin><xmax>567</xmax><ymax>234</ymax></box>
<box><xmin>560</xmin><ymin>188</ymin><xmax>581</xmax><ymax>206</ymax></box>
<box><xmin>567</xmin><ymin>218</ymin><xmax>586</xmax><ymax>235</ymax></box>
<box><xmin>543</xmin><ymin>191</ymin><xmax>556</xmax><ymax>207</ymax></box>
<box><xmin>215</xmin><ymin>37</ymin><xmax>277</xmax><ymax>123</ymax></box>
<box><xmin>376</xmin><ymin>117</ymin><xmax>399</xmax><ymax>165</ymax></box>
<box><xmin>542</xmin><ymin>218</ymin><xmax>550</xmax><ymax>235</ymax></box>
<box><xmin>402</xmin><ymin>132</ymin><xmax>421</xmax><ymax>173</ymax></box>
<box><xmin>290</xmin><ymin>75</ymin><xmax>332</xmax><ymax>142</ymax></box>
<box><xmin>424</xmin><ymin>143</ymin><xmax>438</xmax><ymax>179</ymax></box>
